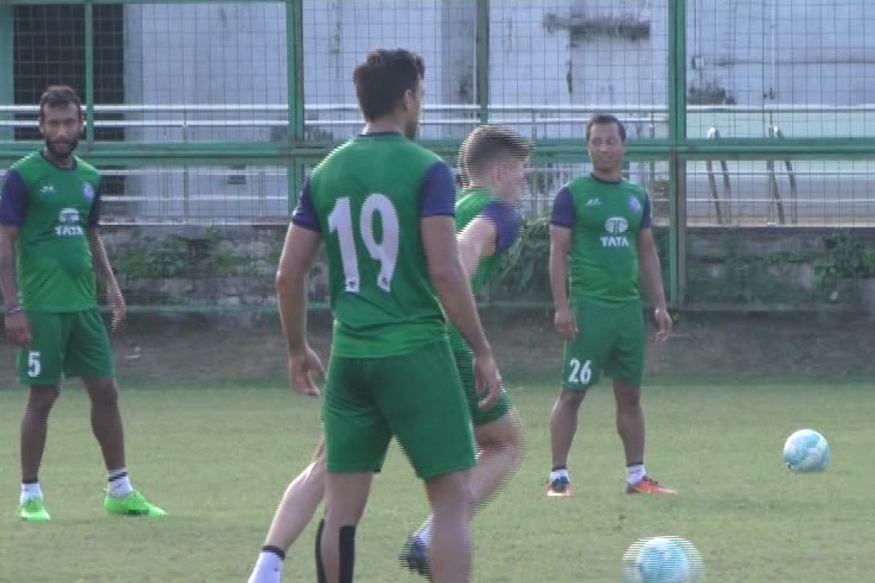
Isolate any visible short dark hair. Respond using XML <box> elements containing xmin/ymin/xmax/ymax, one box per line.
<box><xmin>458</xmin><ymin>125</ymin><xmax>532</xmax><ymax>183</ymax></box>
<box><xmin>586</xmin><ymin>114</ymin><xmax>626</xmax><ymax>142</ymax></box>
<box><xmin>39</xmin><ymin>85</ymin><xmax>83</xmax><ymax>120</ymax></box>
<box><xmin>353</xmin><ymin>49</ymin><xmax>425</xmax><ymax>122</ymax></box>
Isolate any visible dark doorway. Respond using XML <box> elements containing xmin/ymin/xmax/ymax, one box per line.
<box><xmin>14</xmin><ymin>4</ymin><xmax>125</xmax><ymax>194</ymax></box>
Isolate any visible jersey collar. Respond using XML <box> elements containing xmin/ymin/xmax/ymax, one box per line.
<box><xmin>358</xmin><ymin>131</ymin><xmax>403</xmax><ymax>138</ymax></box>
<box><xmin>590</xmin><ymin>172</ymin><xmax>622</xmax><ymax>185</ymax></box>
<box><xmin>40</xmin><ymin>150</ymin><xmax>78</xmax><ymax>171</ymax></box>
<box><xmin>462</xmin><ymin>187</ymin><xmax>497</xmax><ymax>198</ymax></box>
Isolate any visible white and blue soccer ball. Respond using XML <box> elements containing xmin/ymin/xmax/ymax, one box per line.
<box><xmin>783</xmin><ymin>429</ymin><xmax>830</xmax><ymax>473</ymax></box>
<box><xmin>623</xmin><ymin>536</ymin><xmax>704</xmax><ymax>583</ymax></box>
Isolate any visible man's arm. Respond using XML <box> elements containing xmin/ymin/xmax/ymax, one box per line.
<box><xmin>420</xmin><ymin>161</ymin><xmax>500</xmax><ymax>407</ymax></box>
<box><xmin>0</xmin><ymin>226</ymin><xmax>20</xmax><ymax>310</ymax></box>
<box><xmin>86</xmin><ymin>180</ymin><xmax>124</xmax><ymax>329</ymax></box>
<box><xmin>549</xmin><ymin>225</ymin><xmax>572</xmax><ymax>313</ymax></box>
<box><xmin>85</xmin><ymin>180</ymin><xmax>124</xmax><ymax>320</ymax></box>
<box><xmin>0</xmin><ymin>170</ymin><xmax>30</xmax><ymax>346</ymax></box>
<box><xmin>87</xmin><ymin>229</ymin><xmax>120</xmax><ymax>294</ymax></box>
<box><xmin>276</xmin><ymin>224</ymin><xmax>322</xmax><ymax>355</ymax></box>
<box><xmin>276</xmin><ymin>177</ymin><xmax>326</xmax><ymax>396</ymax></box>
<box><xmin>457</xmin><ymin>216</ymin><xmax>497</xmax><ymax>280</ymax></box>
<box><xmin>457</xmin><ymin>200</ymin><xmax>522</xmax><ymax>280</ymax></box>
<box><xmin>549</xmin><ymin>225</ymin><xmax>577</xmax><ymax>340</ymax></box>
<box><xmin>423</xmin><ymin>216</ymin><xmax>492</xmax><ymax>355</ymax></box>
<box><xmin>549</xmin><ymin>186</ymin><xmax>577</xmax><ymax>340</ymax></box>
<box><xmin>0</xmin><ymin>226</ymin><xmax>30</xmax><ymax>347</ymax></box>
<box><xmin>636</xmin><ymin>228</ymin><xmax>667</xmax><ymax>313</ymax></box>
<box><xmin>276</xmin><ymin>223</ymin><xmax>325</xmax><ymax>396</ymax></box>
<box><xmin>87</xmin><ymin>229</ymin><xmax>127</xmax><ymax>330</ymax></box>
<box><xmin>636</xmin><ymin>197</ymin><xmax>672</xmax><ymax>343</ymax></box>
<box><xmin>419</xmin><ymin>163</ymin><xmax>493</xmax><ymax>356</ymax></box>
<box><xmin>0</xmin><ymin>170</ymin><xmax>27</xmax><ymax>309</ymax></box>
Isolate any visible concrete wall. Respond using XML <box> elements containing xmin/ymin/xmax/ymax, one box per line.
<box><xmin>103</xmin><ymin>224</ymin><xmax>875</xmax><ymax>311</ymax></box>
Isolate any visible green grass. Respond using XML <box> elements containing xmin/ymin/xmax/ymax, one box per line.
<box><xmin>0</xmin><ymin>381</ymin><xmax>873</xmax><ymax>582</ymax></box>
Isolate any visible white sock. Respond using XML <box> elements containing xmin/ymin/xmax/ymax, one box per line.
<box><xmin>415</xmin><ymin>516</ymin><xmax>434</xmax><ymax>548</ymax></box>
<box><xmin>20</xmin><ymin>482</ymin><xmax>43</xmax><ymax>504</ymax></box>
<box><xmin>626</xmin><ymin>464</ymin><xmax>646</xmax><ymax>485</ymax></box>
<box><xmin>550</xmin><ymin>468</ymin><xmax>570</xmax><ymax>482</ymax></box>
<box><xmin>247</xmin><ymin>548</ymin><xmax>285</xmax><ymax>583</ymax></box>
<box><xmin>107</xmin><ymin>468</ymin><xmax>134</xmax><ymax>498</ymax></box>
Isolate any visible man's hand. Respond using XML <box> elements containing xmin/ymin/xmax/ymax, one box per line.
<box><xmin>288</xmin><ymin>346</ymin><xmax>325</xmax><ymax>397</ymax></box>
<box><xmin>654</xmin><ymin>308</ymin><xmax>672</xmax><ymax>344</ymax></box>
<box><xmin>554</xmin><ymin>306</ymin><xmax>578</xmax><ymax>341</ymax></box>
<box><xmin>474</xmin><ymin>352</ymin><xmax>502</xmax><ymax>410</ymax></box>
<box><xmin>108</xmin><ymin>286</ymin><xmax>127</xmax><ymax>331</ymax></box>
<box><xmin>5</xmin><ymin>311</ymin><xmax>31</xmax><ymax>349</ymax></box>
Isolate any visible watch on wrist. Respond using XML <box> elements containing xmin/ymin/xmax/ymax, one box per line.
<box><xmin>6</xmin><ymin>305</ymin><xmax>22</xmax><ymax>316</ymax></box>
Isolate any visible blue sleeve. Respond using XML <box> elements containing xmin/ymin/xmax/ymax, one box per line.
<box><xmin>640</xmin><ymin>195</ymin><xmax>652</xmax><ymax>229</ymax></box>
<box><xmin>290</xmin><ymin>177</ymin><xmax>322</xmax><ymax>233</ymax></box>
<box><xmin>0</xmin><ymin>170</ymin><xmax>29</xmax><ymax>227</ymax></box>
<box><xmin>419</xmin><ymin>162</ymin><xmax>456</xmax><ymax>218</ymax></box>
<box><xmin>88</xmin><ymin>180</ymin><xmax>103</xmax><ymax>228</ymax></box>
<box><xmin>550</xmin><ymin>186</ymin><xmax>575</xmax><ymax>228</ymax></box>
<box><xmin>481</xmin><ymin>200</ymin><xmax>522</xmax><ymax>255</ymax></box>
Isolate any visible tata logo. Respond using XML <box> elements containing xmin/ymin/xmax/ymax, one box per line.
<box><xmin>55</xmin><ymin>207</ymin><xmax>84</xmax><ymax>237</ymax></box>
<box><xmin>39</xmin><ymin>184</ymin><xmax>56</xmax><ymax>196</ymax></box>
<box><xmin>601</xmin><ymin>216</ymin><xmax>630</xmax><ymax>247</ymax></box>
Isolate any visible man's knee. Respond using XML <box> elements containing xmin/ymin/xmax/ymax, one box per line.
<box><xmin>558</xmin><ymin>388</ymin><xmax>586</xmax><ymax>409</ymax></box>
<box><xmin>475</xmin><ymin>412</ymin><xmax>524</xmax><ymax>455</ymax></box>
<box><xmin>84</xmin><ymin>379</ymin><xmax>120</xmax><ymax>408</ymax></box>
<box><xmin>426</xmin><ymin>470</ymin><xmax>473</xmax><ymax>514</ymax></box>
<box><xmin>614</xmin><ymin>382</ymin><xmax>641</xmax><ymax>409</ymax></box>
<box><xmin>26</xmin><ymin>387</ymin><xmax>59</xmax><ymax>416</ymax></box>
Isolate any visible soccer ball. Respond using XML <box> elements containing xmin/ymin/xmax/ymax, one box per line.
<box><xmin>623</xmin><ymin>536</ymin><xmax>704</xmax><ymax>583</ymax></box>
<box><xmin>783</xmin><ymin>429</ymin><xmax>830</xmax><ymax>473</ymax></box>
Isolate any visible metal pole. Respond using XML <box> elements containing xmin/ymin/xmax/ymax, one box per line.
<box><xmin>84</xmin><ymin>0</ymin><xmax>95</xmax><ymax>151</ymax></box>
<box><xmin>476</xmin><ymin>0</ymin><xmax>490</xmax><ymax>125</ymax></box>
<box><xmin>667</xmin><ymin>0</ymin><xmax>687</xmax><ymax>307</ymax></box>
<box><xmin>0</xmin><ymin>6</ymin><xmax>13</xmax><ymax>143</ymax></box>
<box><xmin>286</xmin><ymin>0</ymin><xmax>305</xmax><ymax>212</ymax></box>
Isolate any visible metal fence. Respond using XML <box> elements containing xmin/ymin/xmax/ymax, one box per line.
<box><xmin>1</xmin><ymin>0</ymin><xmax>874</xmax><ymax>310</ymax></box>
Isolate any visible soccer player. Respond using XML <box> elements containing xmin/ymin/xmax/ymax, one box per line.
<box><xmin>246</xmin><ymin>125</ymin><xmax>529</xmax><ymax>583</ymax></box>
<box><xmin>269</xmin><ymin>49</ymin><xmax>501</xmax><ymax>583</ymax></box>
<box><xmin>0</xmin><ymin>85</ymin><xmax>166</xmax><ymax>521</ymax></box>
<box><xmin>400</xmin><ymin>124</ymin><xmax>528</xmax><ymax>578</ymax></box>
<box><xmin>545</xmin><ymin>114</ymin><xmax>675</xmax><ymax>498</ymax></box>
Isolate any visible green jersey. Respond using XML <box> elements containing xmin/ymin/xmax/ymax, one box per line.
<box><xmin>550</xmin><ymin>174</ymin><xmax>652</xmax><ymax>307</ymax></box>
<box><xmin>292</xmin><ymin>133</ymin><xmax>458</xmax><ymax>358</ymax></box>
<box><xmin>0</xmin><ymin>152</ymin><xmax>101</xmax><ymax>312</ymax></box>
<box><xmin>447</xmin><ymin>188</ymin><xmax>522</xmax><ymax>352</ymax></box>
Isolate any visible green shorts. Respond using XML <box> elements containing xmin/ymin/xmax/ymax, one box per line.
<box><xmin>561</xmin><ymin>301</ymin><xmax>645</xmax><ymax>392</ymax></box>
<box><xmin>453</xmin><ymin>347</ymin><xmax>511</xmax><ymax>427</ymax></box>
<box><xmin>18</xmin><ymin>309</ymin><xmax>115</xmax><ymax>386</ymax></box>
<box><xmin>323</xmin><ymin>339</ymin><xmax>476</xmax><ymax>481</ymax></box>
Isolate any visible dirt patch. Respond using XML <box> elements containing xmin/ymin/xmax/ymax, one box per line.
<box><xmin>0</xmin><ymin>309</ymin><xmax>871</xmax><ymax>388</ymax></box>
<box><xmin>480</xmin><ymin>308</ymin><xmax>875</xmax><ymax>383</ymax></box>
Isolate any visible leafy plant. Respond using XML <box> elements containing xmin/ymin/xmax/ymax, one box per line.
<box><xmin>497</xmin><ymin>215</ymin><xmax>552</xmax><ymax>298</ymax></box>
<box><xmin>114</xmin><ymin>236</ymin><xmax>190</xmax><ymax>280</ymax></box>
<box><xmin>815</xmin><ymin>230</ymin><xmax>875</xmax><ymax>292</ymax></box>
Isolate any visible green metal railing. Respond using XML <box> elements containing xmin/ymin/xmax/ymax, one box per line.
<box><xmin>1</xmin><ymin>0</ymin><xmax>874</xmax><ymax>312</ymax></box>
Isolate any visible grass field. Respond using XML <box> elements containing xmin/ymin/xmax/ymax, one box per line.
<box><xmin>0</xmin><ymin>380</ymin><xmax>873</xmax><ymax>583</ymax></box>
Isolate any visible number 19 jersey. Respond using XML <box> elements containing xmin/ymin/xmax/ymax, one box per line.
<box><xmin>292</xmin><ymin>133</ymin><xmax>457</xmax><ymax>358</ymax></box>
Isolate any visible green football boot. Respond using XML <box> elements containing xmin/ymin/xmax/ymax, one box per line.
<box><xmin>18</xmin><ymin>498</ymin><xmax>51</xmax><ymax>522</ymax></box>
<box><xmin>105</xmin><ymin>490</ymin><xmax>167</xmax><ymax>517</ymax></box>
